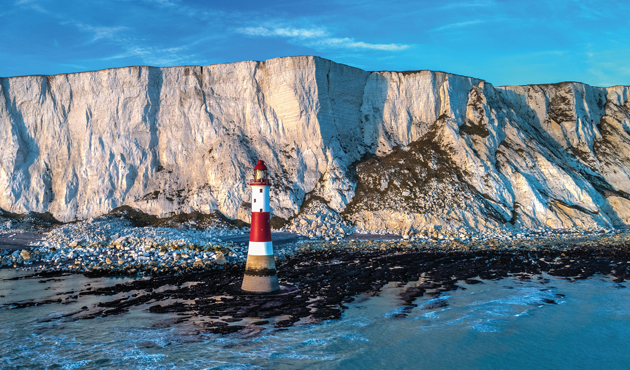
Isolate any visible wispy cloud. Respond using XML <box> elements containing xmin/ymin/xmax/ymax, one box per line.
<box><xmin>430</xmin><ymin>20</ymin><xmax>486</xmax><ymax>32</ymax></box>
<box><xmin>100</xmin><ymin>44</ymin><xmax>202</xmax><ymax>66</ymax></box>
<box><xmin>306</xmin><ymin>37</ymin><xmax>409</xmax><ymax>51</ymax></box>
<box><xmin>74</xmin><ymin>24</ymin><xmax>128</xmax><ymax>43</ymax></box>
<box><xmin>15</xmin><ymin>0</ymin><xmax>50</xmax><ymax>14</ymax></box>
<box><xmin>142</xmin><ymin>0</ymin><xmax>177</xmax><ymax>6</ymax></box>
<box><xmin>20</xmin><ymin>2</ymin><xmax>209</xmax><ymax>67</ymax></box>
<box><xmin>140</xmin><ymin>0</ymin><xmax>227</xmax><ymax>22</ymax></box>
<box><xmin>575</xmin><ymin>2</ymin><xmax>605</xmax><ymax>20</ymax></box>
<box><xmin>237</xmin><ymin>26</ymin><xmax>328</xmax><ymax>39</ymax></box>
<box><xmin>584</xmin><ymin>45</ymin><xmax>630</xmax><ymax>86</ymax></box>
<box><xmin>235</xmin><ymin>25</ymin><xmax>409</xmax><ymax>51</ymax></box>
<box><xmin>439</xmin><ymin>0</ymin><xmax>495</xmax><ymax>10</ymax></box>
<box><xmin>21</xmin><ymin>6</ymin><xmax>130</xmax><ymax>47</ymax></box>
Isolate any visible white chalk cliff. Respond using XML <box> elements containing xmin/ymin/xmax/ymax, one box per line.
<box><xmin>1</xmin><ymin>56</ymin><xmax>629</xmax><ymax>231</ymax></box>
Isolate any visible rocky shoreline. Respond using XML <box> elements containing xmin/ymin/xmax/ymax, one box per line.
<box><xmin>3</xmin><ymin>210</ymin><xmax>630</xmax><ymax>335</ymax></box>
<box><xmin>2</xmin><ymin>215</ymin><xmax>630</xmax><ymax>272</ymax></box>
<box><xmin>2</xmin><ymin>242</ymin><xmax>630</xmax><ymax>335</ymax></box>
<box><xmin>2</xmin><ymin>205</ymin><xmax>630</xmax><ymax>275</ymax></box>
<box><xmin>2</xmin><ymin>224</ymin><xmax>629</xmax><ymax>274</ymax></box>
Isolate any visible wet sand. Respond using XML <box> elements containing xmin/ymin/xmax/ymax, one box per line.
<box><xmin>0</xmin><ymin>232</ymin><xmax>43</xmax><ymax>250</ymax></box>
<box><xmin>219</xmin><ymin>231</ymin><xmax>403</xmax><ymax>246</ymax></box>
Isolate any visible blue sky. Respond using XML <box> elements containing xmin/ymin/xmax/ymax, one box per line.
<box><xmin>1</xmin><ymin>0</ymin><xmax>629</xmax><ymax>86</ymax></box>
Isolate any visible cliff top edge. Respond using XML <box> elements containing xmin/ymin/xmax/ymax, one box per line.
<box><xmin>1</xmin><ymin>55</ymin><xmax>627</xmax><ymax>89</ymax></box>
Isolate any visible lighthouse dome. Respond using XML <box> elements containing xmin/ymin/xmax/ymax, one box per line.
<box><xmin>254</xmin><ymin>160</ymin><xmax>268</xmax><ymax>170</ymax></box>
<box><xmin>251</xmin><ymin>160</ymin><xmax>271</xmax><ymax>185</ymax></box>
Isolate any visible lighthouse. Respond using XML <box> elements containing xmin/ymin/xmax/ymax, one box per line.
<box><xmin>241</xmin><ymin>160</ymin><xmax>280</xmax><ymax>293</ymax></box>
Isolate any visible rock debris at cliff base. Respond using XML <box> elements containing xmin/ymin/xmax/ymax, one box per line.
<box><xmin>1</xmin><ymin>56</ymin><xmax>630</xmax><ymax>232</ymax></box>
<box><xmin>1</xmin><ymin>207</ymin><xmax>629</xmax><ymax>276</ymax></box>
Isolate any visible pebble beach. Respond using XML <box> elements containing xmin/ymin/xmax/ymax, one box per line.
<box><xmin>2</xmin><ymin>213</ymin><xmax>630</xmax><ymax>276</ymax></box>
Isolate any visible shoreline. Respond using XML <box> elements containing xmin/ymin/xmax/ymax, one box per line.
<box><xmin>2</xmin><ymin>226</ymin><xmax>630</xmax><ymax>275</ymax></box>
<box><xmin>3</xmin><ymin>212</ymin><xmax>630</xmax><ymax>335</ymax></box>
<box><xmin>2</xmin><ymin>243</ymin><xmax>629</xmax><ymax>334</ymax></box>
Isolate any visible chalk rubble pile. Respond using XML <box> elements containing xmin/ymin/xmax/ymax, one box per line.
<box><xmin>0</xmin><ymin>216</ymin><xmax>250</xmax><ymax>274</ymax></box>
<box><xmin>281</xmin><ymin>200</ymin><xmax>354</xmax><ymax>240</ymax></box>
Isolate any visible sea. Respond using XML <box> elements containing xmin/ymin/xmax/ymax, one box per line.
<box><xmin>1</xmin><ymin>269</ymin><xmax>629</xmax><ymax>369</ymax></box>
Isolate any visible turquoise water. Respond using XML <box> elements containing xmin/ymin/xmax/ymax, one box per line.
<box><xmin>1</xmin><ymin>270</ymin><xmax>629</xmax><ymax>369</ymax></box>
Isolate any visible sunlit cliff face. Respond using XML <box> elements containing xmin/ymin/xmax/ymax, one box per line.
<box><xmin>1</xmin><ymin>56</ymin><xmax>629</xmax><ymax>231</ymax></box>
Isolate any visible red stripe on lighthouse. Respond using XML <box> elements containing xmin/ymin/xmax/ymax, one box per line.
<box><xmin>250</xmin><ymin>212</ymin><xmax>271</xmax><ymax>242</ymax></box>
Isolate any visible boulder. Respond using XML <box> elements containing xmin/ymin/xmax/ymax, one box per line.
<box><xmin>214</xmin><ymin>253</ymin><xmax>227</xmax><ymax>265</ymax></box>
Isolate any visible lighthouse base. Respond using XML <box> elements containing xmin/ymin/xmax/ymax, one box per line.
<box><xmin>241</xmin><ymin>254</ymin><xmax>280</xmax><ymax>293</ymax></box>
<box><xmin>241</xmin><ymin>274</ymin><xmax>280</xmax><ymax>293</ymax></box>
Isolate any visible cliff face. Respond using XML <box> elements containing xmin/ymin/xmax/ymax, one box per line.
<box><xmin>1</xmin><ymin>56</ymin><xmax>629</xmax><ymax>230</ymax></box>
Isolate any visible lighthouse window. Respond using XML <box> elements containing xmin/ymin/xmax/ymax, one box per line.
<box><xmin>255</xmin><ymin>169</ymin><xmax>268</xmax><ymax>180</ymax></box>
<box><xmin>254</xmin><ymin>199</ymin><xmax>256</xmax><ymax>203</ymax></box>
<box><xmin>260</xmin><ymin>189</ymin><xmax>263</xmax><ymax>193</ymax></box>
<box><xmin>260</xmin><ymin>209</ymin><xmax>263</xmax><ymax>212</ymax></box>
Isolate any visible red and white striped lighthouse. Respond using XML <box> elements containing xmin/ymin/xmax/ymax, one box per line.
<box><xmin>241</xmin><ymin>160</ymin><xmax>280</xmax><ymax>293</ymax></box>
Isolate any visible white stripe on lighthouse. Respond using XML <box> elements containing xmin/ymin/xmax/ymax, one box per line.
<box><xmin>247</xmin><ymin>241</ymin><xmax>274</xmax><ymax>255</ymax></box>
<box><xmin>251</xmin><ymin>186</ymin><xmax>270</xmax><ymax>212</ymax></box>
